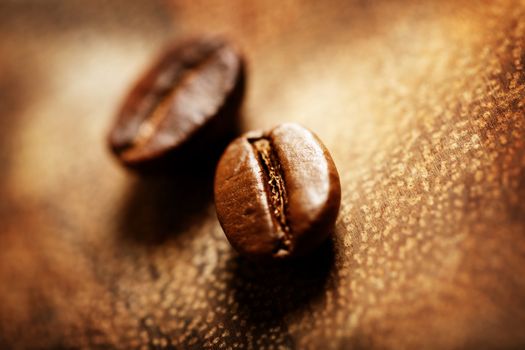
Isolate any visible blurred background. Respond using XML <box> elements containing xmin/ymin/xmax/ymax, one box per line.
<box><xmin>1</xmin><ymin>1</ymin><xmax>525</xmax><ymax>349</ymax></box>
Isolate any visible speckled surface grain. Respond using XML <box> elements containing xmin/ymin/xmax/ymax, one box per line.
<box><xmin>1</xmin><ymin>0</ymin><xmax>525</xmax><ymax>349</ymax></box>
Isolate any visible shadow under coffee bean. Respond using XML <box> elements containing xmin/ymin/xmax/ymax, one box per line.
<box><xmin>224</xmin><ymin>239</ymin><xmax>335</xmax><ymax>344</ymax></box>
<box><xmin>116</xmin><ymin>170</ymin><xmax>215</xmax><ymax>246</ymax></box>
<box><xmin>108</xmin><ymin>36</ymin><xmax>245</xmax><ymax>172</ymax></box>
<box><xmin>214</xmin><ymin>123</ymin><xmax>341</xmax><ymax>260</ymax></box>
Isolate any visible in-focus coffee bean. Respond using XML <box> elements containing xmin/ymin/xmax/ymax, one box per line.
<box><xmin>108</xmin><ymin>36</ymin><xmax>245</xmax><ymax>170</ymax></box>
<box><xmin>214</xmin><ymin>123</ymin><xmax>341</xmax><ymax>260</ymax></box>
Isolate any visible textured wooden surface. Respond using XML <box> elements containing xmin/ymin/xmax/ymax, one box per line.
<box><xmin>2</xmin><ymin>0</ymin><xmax>525</xmax><ymax>349</ymax></box>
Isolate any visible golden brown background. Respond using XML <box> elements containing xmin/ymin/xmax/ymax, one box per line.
<box><xmin>1</xmin><ymin>0</ymin><xmax>525</xmax><ymax>349</ymax></box>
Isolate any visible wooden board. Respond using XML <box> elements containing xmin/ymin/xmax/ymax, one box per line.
<box><xmin>1</xmin><ymin>0</ymin><xmax>525</xmax><ymax>348</ymax></box>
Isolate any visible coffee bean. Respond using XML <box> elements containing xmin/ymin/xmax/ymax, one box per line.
<box><xmin>108</xmin><ymin>36</ymin><xmax>245</xmax><ymax>170</ymax></box>
<box><xmin>214</xmin><ymin>123</ymin><xmax>341</xmax><ymax>260</ymax></box>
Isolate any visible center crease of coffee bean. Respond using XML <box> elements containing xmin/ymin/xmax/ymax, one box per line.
<box><xmin>131</xmin><ymin>49</ymin><xmax>225</xmax><ymax>150</ymax></box>
<box><xmin>250</xmin><ymin>137</ymin><xmax>292</xmax><ymax>255</ymax></box>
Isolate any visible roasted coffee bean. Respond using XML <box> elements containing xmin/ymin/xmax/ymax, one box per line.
<box><xmin>108</xmin><ymin>36</ymin><xmax>245</xmax><ymax>170</ymax></box>
<box><xmin>214</xmin><ymin>123</ymin><xmax>341</xmax><ymax>260</ymax></box>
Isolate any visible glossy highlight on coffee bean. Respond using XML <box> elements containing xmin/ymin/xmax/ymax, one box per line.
<box><xmin>108</xmin><ymin>36</ymin><xmax>245</xmax><ymax>169</ymax></box>
<box><xmin>214</xmin><ymin>123</ymin><xmax>341</xmax><ymax>260</ymax></box>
